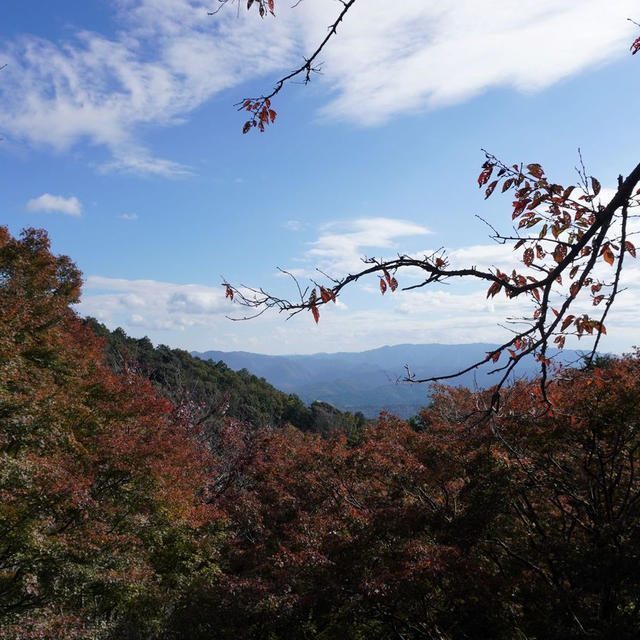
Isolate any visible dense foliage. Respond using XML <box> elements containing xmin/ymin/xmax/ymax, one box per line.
<box><xmin>0</xmin><ymin>228</ymin><xmax>219</xmax><ymax>638</ymax></box>
<box><xmin>86</xmin><ymin>319</ymin><xmax>364</xmax><ymax>438</ymax></box>
<box><xmin>3</xmin><ymin>226</ymin><xmax>640</xmax><ymax>639</ymax></box>
<box><xmin>176</xmin><ymin>358</ymin><xmax>640</xmax><ymax>639</ymax></box>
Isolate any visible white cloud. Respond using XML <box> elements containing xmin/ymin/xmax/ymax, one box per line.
<box><xmin>309</xmin><ymin>0</ymin><xmax>638</xmax><ymax>124</ymax></box>
<box><xmin>306</xmin><ymin>217</ymin><xmax>431</xmax><ymax>274</ymax></box>
<box><xmin>0</xmin><ymin>1</ymin><xmax>636</xmax><ymax>172</ymax></box>
<box><xmin>26</xmin><ymin>193</ymin><xmax>82</xmax><ymax>216</ymax></box>
<box><xmin>80</xmin><ymin>276</ymin><xmax>228</xmax><ymax>327</ymax></box>
<box><xmin>283</xmin><ymin>219</ymin><xmax>303</xmax><ymax>231</ymax></box>
<box><xmin>118</xmin><ymin>212</ymin><xmax>139</xmax><ymax>220</ymax></box>
<box><xmin>0</xmin><ymin>0</ymin><xmax>297</xmax><ymax>175</ymax></box>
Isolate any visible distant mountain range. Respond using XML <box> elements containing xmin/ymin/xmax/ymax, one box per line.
<box><xmin>193</xmin><ymin>343</ymin><xmax>585</xmax><ymax>418</ymax></box>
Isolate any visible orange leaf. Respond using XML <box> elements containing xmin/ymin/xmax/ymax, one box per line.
<box><xmin>601</xmin><ymin>245</ymin><xmax>615</xmax><ymax>266</ymax></box>
<box><xmin>379</xmin><ymin>278</ymin><xmax>387</xmax><ymax>294</ymax></box>
<box><xmin>311</xmin><ymin>305</ymin><xmax>320</xmax><ymax>324</ymax></box>
<box><xmin>225</xmin><ymin>285</ymin><xmax>234</xmax><ymax>301</ymax></box>
<box><xmin>389</xmin><ymin>277</ymin><xmax>398</xmax><ymax>292</ymax></box>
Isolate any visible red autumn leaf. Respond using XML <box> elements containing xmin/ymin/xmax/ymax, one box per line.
<box><xmin>624</xmin><ymin>240</ymin><xmax>637</xmax><ymax>258</ymax></box>
<box><xmin>389</xmin><ymin>277</ymin><xmax>398</xmax><ymax>292</ymax></box>
<box><xmin>593</xmin><ymin>295</ymin><xmax>605</xmax><ymax>306</ymax></box>
<box><xmin>631</xmin><ymin>36</ymin><xmax>640</xmax><ymax>54</ymax></box>
<box><xmin>485</xmin><ymin>180</ymin><xmax>498</xmax><ymax>199</ymax></box>
<box><xmin>225</xmin><ymin>285</ymin><xmax>234</xmax><ymax>301</ymax></box>
<box><xmin>512</xmin><ymin>199</ymin><xmax>530</xmax><ymax>218</ymax></box>
<box><xmin>310</xmin><ymin>304</ymin><xmax>320</xmax><ymax>324</ymax></box>
<box><xmin>553</xmin><ymin>244</ymin><xmax>567</xmax><ymax>264</ymax></box>
<box><xmin>486</xmin><ymin>281</ymin><xmax>502</xmax><ymax>298</ymax></box>
<box><xmin>527</xmin><ymin>163</ymin><xmax>544</xmax><ymax>178</ymax></box>
<box><xmin>320</xmin><ymin>287</ymin><xmax>331</xmax><ymax>303</ymax></box>
<box><xmin>561</xmin><ymin>315</ymin><xmax>575</xmax><ymax>331</ymax></box>
<box><xmin>591</xmin><ymin>176</ymin><xmax>601</xmax><ymax>197</ymax></box>
<box><xmin>379</xmin><ymin>278</ymin><xmax>387</xmax><ymax>294</ymax></box>
<box><xmin>523</xmin><ymin>247</ymin><xmax>534</xmax><ymax>267</ymax></box>
<box><xmin>478</xmin><ymin>164</ymin><xmax>493</xmax><ymax>187</ymax></box>
<box><xmin>242</xmin><ymin>121</ymin><xmax>252</xmax><ymax>134</ymax></box>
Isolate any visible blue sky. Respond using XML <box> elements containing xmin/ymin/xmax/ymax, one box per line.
<box><xmin>2</xmin><ymin>0</ymin><xmax>640</xmax><ymax>354</ymax></box>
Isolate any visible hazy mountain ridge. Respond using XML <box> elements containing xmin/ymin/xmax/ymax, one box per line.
<box><xmin>193</xmin><ymin>343</ymin><xmax>583</xmax><ymax>418</ymax></box>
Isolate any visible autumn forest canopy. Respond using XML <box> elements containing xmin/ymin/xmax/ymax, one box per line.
<box><xmin>3</xmin><ymin>224</ymin><xmax>640</xmax><ymax>639</ymax></box>
<box><xmin>4</xmin><ymin>1</ymin><xmax>640</xmax><ymax>639</ymax></box>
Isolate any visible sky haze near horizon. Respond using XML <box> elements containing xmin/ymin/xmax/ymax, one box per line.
<box><xmin>2</xmin><ymin>0</ymin><xmax>640</xmax><ymax>355</ymax></box>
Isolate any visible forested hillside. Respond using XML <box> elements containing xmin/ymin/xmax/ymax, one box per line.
<box><xmin>86</xmin><ymin>319</ymin><xmax>365</xmax><ymax>436</ymax></box>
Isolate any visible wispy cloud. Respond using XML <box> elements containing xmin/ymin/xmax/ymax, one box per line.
<box><xmin>283</xmin><ymin>219</ymin><xmax>304</xmax><ymax>231</ymax></box>
<box><xmin>306</xmin><ymin>217</ymin><xmax>431</xmax><ymax>273</ymax></box>
<box><xmin>26</xmin><ymin>193</ymin><xmax>82</xmax><ymax>216</ymax></box>
<box><xmin>310</xmin><ymin>0</ymin><xmax>638</xmax><ymax>123</ymax></box>
<box><xmin>118</xmin><ymin>212</ymin><xmax>139</xmax><ymax>221</ymax></box>
<box><xmin>0</xmin><ymin>1</ymin><xmax>635</xmax><ymax>172</ymax></box>
<box><xmin>0</xmin><ymin>0</ymin><xmax>296</xmax><ymax>175</ymax></box>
